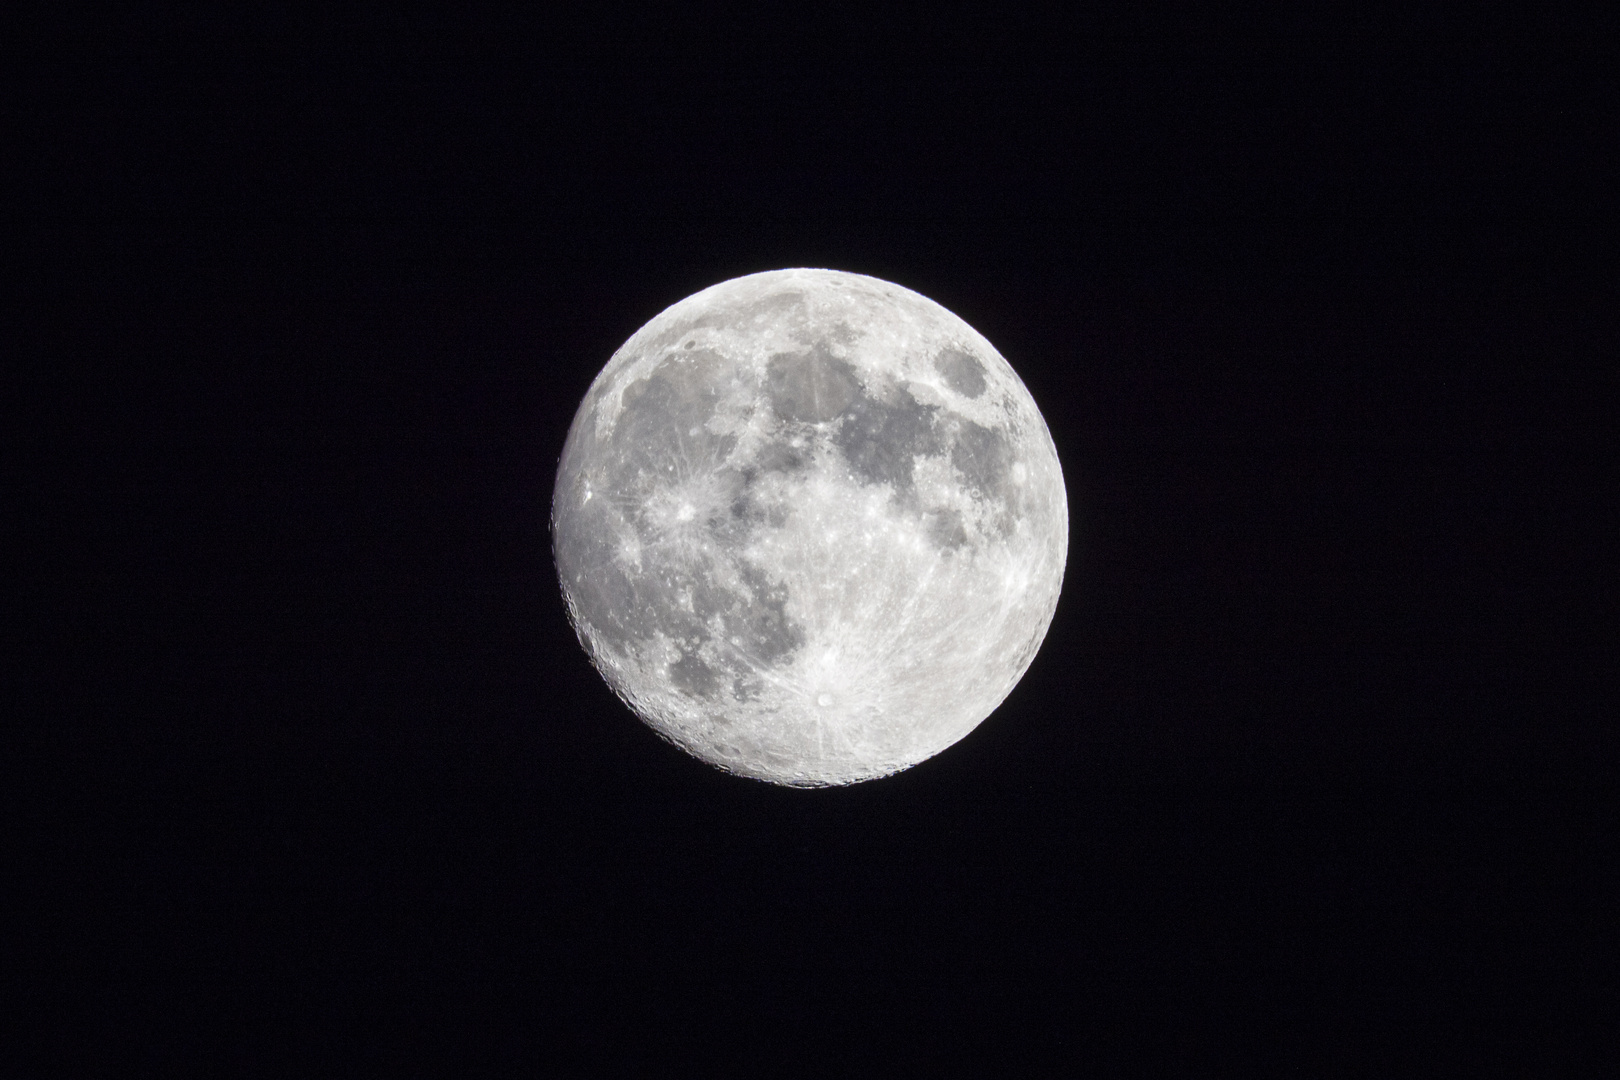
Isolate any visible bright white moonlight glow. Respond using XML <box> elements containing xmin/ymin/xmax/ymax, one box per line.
<box><xmin>552</xmin><ymin>269</ymin><xmax>1067</xmax><ymax>787</ymax></box>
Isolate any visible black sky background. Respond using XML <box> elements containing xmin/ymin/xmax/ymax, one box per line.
<box><xmin>8</xmin><ymin>47</ymin><xmax>1616</xmax><ymax>1072</ymax></box>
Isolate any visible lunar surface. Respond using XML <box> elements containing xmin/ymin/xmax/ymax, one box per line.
<box><xmin>552</xmin><ymin>269</ymin><xmax>1067</xmax><ymax>786</ymax></box>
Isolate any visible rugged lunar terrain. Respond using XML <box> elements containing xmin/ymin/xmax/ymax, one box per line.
<box><xmin>552</xmin><ymin>269</ymin><xmax>1067</xmax><ymax>786</ymax></box>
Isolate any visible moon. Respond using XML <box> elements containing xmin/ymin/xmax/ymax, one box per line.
<box><xmin>552</xmin><ymin>269</ymin><xmax>1067</xmax><ymax>787</ymax></box>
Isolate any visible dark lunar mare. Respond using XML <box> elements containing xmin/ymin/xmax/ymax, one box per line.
<box><xmin>553</xmin><ymin>348</ymin><xmax>806</xmax><ymax>705</ymax></box>
<box><xmin>766</xmin><ymin>345</ymin><xmax>860</xmax><ymax>423</ymax></box>
<box><xmin>833</xmin><ymin>385</ymin><xmax>944</xmax><ymax>501</ymax></box>
<box><xmin>934</xmin><ymin>347</ymin><xmax>988</xmax><ymax>399</ymax></box>
<box><xmin>950</xmin><ymin>417</ymin><xmax>1017</xmax><ymax>501</ymax></box>
<box><xmin>759</xmin><ymin>339</ymin><xmax>1018</xmax><ymax>526</ymax></box>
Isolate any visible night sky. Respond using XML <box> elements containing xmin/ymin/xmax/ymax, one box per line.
<box><xmin>10</xmin><ymin>37</ymin><xmax>1615</xmax><ymax>1073</ymax></box>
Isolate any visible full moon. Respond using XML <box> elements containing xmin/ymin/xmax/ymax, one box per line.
<box><xmin>552</xmin><ymin>269</ymin><xmax>1067</xmax><ymax>786</ymax></box>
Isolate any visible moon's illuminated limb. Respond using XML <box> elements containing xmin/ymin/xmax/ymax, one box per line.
<box><xmin>552</xmin><ymin>269</ymin><xmax>1067</xmax><ymax>787</ymax></box>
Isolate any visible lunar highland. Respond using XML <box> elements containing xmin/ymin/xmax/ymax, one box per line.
<box><xmin>552</xmin><ymin>269</ymin><xmax>1067</xmax><ymax>786</ymax></box>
